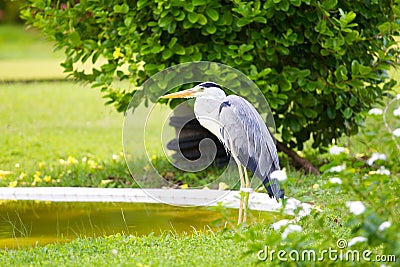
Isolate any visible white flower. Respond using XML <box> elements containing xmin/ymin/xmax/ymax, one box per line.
<box><xmin>397</xmin><ymin>94</ymin><xmax>400</xmax><ymax>100</ymax></box>
<box><xmin>348</xmin><ymin>236</ymin><xmax>367</xmax><ymax>247</ymax></box>
<box><xmin>329</xmin><ymin>145</ymin><xmax>346</xmax><ymax>155</ymax></box>
<box><xmin>329</xmin><ymin>177</ymin><xmax>342</xmax><ymax>184</ymax></box>
<box><xmin>393</xmin><ymin>107</ymin><xmax>400</xmax><ymax>117</ymax></box>
<box><xmin>392</xmin><ymin>128</ymin><xmax>400</xmax><ymax>137</ymax></box>
<box><xmin>270</xmin><ymin>169</ymin><xmax>287</xmax><ymax>182</ymax></box>
<box><xmin>281</xmin><ymin>224</ymin><xmax>302</xmax><ymax>239</ymax></box>
<box><xmin>112</xmin><ymin>154</ymin><xmax>119</xmax><ymax>160</ymax></box>
<box><xmin>327</xmin><ymin>165</ymin><xmax>346</xmax><ymax>173</ymax></box>
<box><xmin>376</xmin><ymin>166</ymin><xmax>391</xmax><ymax>176</ymax></box>
<box><xmin>368</xmin><ymin>108</ymin><xmax>383</xmax><ymax>115</ymax></box>
<box><xmin>378</xmin><ymin>221</ymin><xmax>391</xmax><ymax>231</ymax></box>
<box><xmin>271</xmin><ymin>219</ymin><xmax>290</xmax><ymax>230</ymax></box>
<box><xmin>346</xmin><ymin>201</ymin><xmax>366</xmax><ymax>215</ymax></box>
<box><xmin>367</xmin><ymin>152</ymin><xmax>386</xmax><ymax>166</ymax></box>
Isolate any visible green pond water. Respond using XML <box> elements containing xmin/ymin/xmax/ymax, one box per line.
<box><xmin>0</xmin><ymin>201</ymin><xmax>281</xmax><ymax>249</ymax></box>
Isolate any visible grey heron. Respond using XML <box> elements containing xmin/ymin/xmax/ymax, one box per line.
<box><xmin>161</xmin><ymin>82</ymin><xmax>284</xmax><ymax>224</ymax></box>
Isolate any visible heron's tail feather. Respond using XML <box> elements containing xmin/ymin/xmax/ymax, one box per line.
<box><xmin>263</xmin><ymin>177</ymin><xmax>284</xmax><ymax>202</ymax></box>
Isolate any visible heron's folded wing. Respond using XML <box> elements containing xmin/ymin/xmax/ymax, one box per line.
<box><xmin>219</xmin><ymin>95</ymin><xmax>282</xmax><ymax>200</ymax></box>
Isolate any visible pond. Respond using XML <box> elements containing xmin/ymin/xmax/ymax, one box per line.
<box><xmin>0</xmin><ymin>201</ymin><xmax>281</xmax><ymax>249</ymax></box>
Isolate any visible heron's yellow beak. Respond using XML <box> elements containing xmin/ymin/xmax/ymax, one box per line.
<box><xmin>160</xmin><ymin>88</ymin><xmax>197</xmax><ymax>99</ymax></box>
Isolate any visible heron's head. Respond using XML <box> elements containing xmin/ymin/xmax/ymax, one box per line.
<box><xmin>160</xmin><ymin>82</ymin><xmax>226</xmax><ymax>100</ymax></box>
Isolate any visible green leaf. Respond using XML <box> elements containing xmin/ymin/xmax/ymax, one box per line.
<box><xmin>137</xmin><ymin>0</ymin><xmax>150</xmax><ymax>9</ymax></box>
<box><xmin>280</xmin><ymin>78</ymin><xmax>292</xmax><ymax>91</ymax></box>
<box><xmin>197</xmin><ymin>14</ymin><xmax>207</xmax><ymax>25</ymax></box>
<box><xmin>290</xmin><ymin>0</ymin><xmax>302</xmax><ymax>7</ymax></box>
<box><xmin>290</xmin><ymin>118</ymin><xmax>301</xmax><ymax>132</ymax></box>
<box><xmin>349</xmin><ymin>97</ymin><xmax>357</xmax><ymax>107</ymax></box>
<box><xmin>69</xmin><ymin>31</ymin><xmax>81</xmax><ymax>46</ymax></box>
<box><xmin>159</xmin><ymin>16</ymin><xmax>174</xmax><ymax>28</ymax></box>
<box><xmin>175</xmin><ymin>11</ymin><xmax>185</xmax><ymax>21</ymax></box>
<box><xmin>351</xmin><ymin>60</ymin><xmax>359</xmax><ymax>75</ymax></box>
<box><xmin>282</xmin><ymin>127</ymin><xmax>291</xmax><ymax>141</ymax></box>
<box><xmin>206</xmin><ymin>7</ymin><xmax>219</xmax><ymax>22</ymax></box>
<box><xmin>188</xmin><ymin>13</ymin><xmax>198</xmax><ymax>24</ymax></box>
<box><xmin>113</xmin><ymin>4</ymin><xmax>129</xmax><ymax>14</ymax></box>
<box><xmin>334</xmin><ymin>65</ymin><xmax>348</xmax><ymax>81</ymax></box>
<box><xmin>322</xmin><ymin>0</ymin><xmax>337</xmax><ymax>10</ymax></box>
<box><xmin>193</xmin><ymin>0</ymin><xmax>206</xmax><ymax>6</ymax></box>
<box><xmin>358</xmin><ymin>65</ymin><xmax>372</xmax><ymax>76</ymax></box>
<box><xmin>174</xmin><ymin>44</ymin><xmax>186</xmax><ymax>55</ymax></box>
<box><xmin>168</xmin><ymin>37</ymin><xmax>178</xmax><ymax>49</ymax></box>
<box><xmin>83</xmin><ymin>40</ymin><xmax>97</xmax><ymax>50</ymax></box>
<box><xmin>327</xmin><ymin>106</ymin><xmax>336</xmax><ymax>119</ymax></box>
<box><xmin>162</xmin><ymin>49</ymin><xmax>173</xmax><ymax>60</ymax></box>
<box><xmin>304</xmin><ymin>108</ymin><xmax>318</xmax><ymax>118</ymax></box>
<box><xmin>343</xmin><ymin>107</ymin><xmax>352</xmax><ymax>119</ymax></box>
<box><xmin>205</xmin><ymin>24</ymin><xmax>217</xmax><ymax>34</ymax></box>
<box><xmin>378</xmin><ymin>22</ymin><xmax>391</xmax><ymax>34</ymax></box>
<box><xmin>237</xmin><ymin>18</ymin><xmax>251</xmax><ymax>27</ymax></box>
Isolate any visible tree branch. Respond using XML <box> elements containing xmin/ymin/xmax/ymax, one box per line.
<box><xmin>276</xmin><ymin>140</ymin><xmax>320</xmax><ymax>175</ymax></box>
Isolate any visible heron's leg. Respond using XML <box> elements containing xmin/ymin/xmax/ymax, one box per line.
<box><xmin>243</xmin><ymin>166</ymin><xmax>250</xmax><ymax>223</ymax></box>
<box><xmin>236</xmin><ymin>162</ymin><xmax>245</xmax><ymax>224</ymax></box>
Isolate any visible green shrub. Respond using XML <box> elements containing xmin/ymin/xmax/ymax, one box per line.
<box><xmin>21</xmin><ymin>0</ymin><xmax>399</xmax><ymax>150</ymax></box>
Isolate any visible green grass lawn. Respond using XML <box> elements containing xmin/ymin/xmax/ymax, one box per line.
<box><xmin>0</xmin><ymin>82</ymin><xmax>122</xmax><ymax>166</ymax></box>
<box><xmin>0</xmin><ymin>25</ymin><xmax>62</xmax><ymax>60</ymax></box>
<box><xmin>0</xmin><ymin>233</ymin><xmax>256</xmax><ymax>267</ymax></box>
<box><xmin>0</xmin><ymin>25</ymin><xmax>65</xmax><ymax>81</ymax></box>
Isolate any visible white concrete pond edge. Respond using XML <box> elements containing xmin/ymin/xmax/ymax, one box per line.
<box><xmin>0</xmin><ymin>187</ymin><xmax>312</xmax><ymax>218</ymax></box>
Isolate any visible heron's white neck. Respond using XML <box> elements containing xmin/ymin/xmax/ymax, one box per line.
<box><xmin>194</xmin><ymin>95</ymin><xmax>225</xmax><ymax>141</ymax></box>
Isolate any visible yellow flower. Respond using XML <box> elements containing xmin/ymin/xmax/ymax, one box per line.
<box><xmin>33</xmin><ymin>171</ymin><xmax>42</xmax><ymax>184</ymax></box>
<box><xmin>38</xmin><ymin>162</ymin><xmax>45</xmax><ymax>168</ymax></box>
<box><xmin>34</xmin><ymin>176</ymin><xmax>42</xmax><ymax>183</ymax></box>
<box><xmin>0</xmin><ymin>170</ymin><xmax>12</xmax><ymax>179</ymax></box>
<box><xmin>113</xmin><ymin>47</ymin><xmax>124</xmax><ymax>59</ymax></box>
<box><xmin>355</xmin><ymin>153</ymin><xmax>365</xmax><ymax>158</ymax></box>
<box><xmin>218</xmin><ymin>182</ymin><xmax>229</xmax><ymax>190</ymax></box>
<box><xmin>67</xmin><ymin>156</ymin><xmax>78</xmax><ymax>164</ymax></box>
<box><xmin>312</xmin><ymin>184</ymin><xmax>320</xmax><ymax>189</ymax></box>
<box><xmin>18</xmin><ymin>172</ymin><xmax>27</xmax><ymax>180</ymax></box>
<box><xmin>87</xmin><ymin>159</ymin><xmax>103</xmax><ymax>170</ymax></box>
<box><xmin>180</xmin><ymin>183</ymin><xmax>189</xmax><ymax>189</ymax></box>
<box><xmin>43</xmin><ymin>175</ymin><xmax>51</xmax><ymax>183</ymax></box>
<box><xmin>101</xmin><ymin>179</ymin><xmax>113</xmax><ymax>185</ymax></box>
<box><xmin>151</xmin><ymin>154</ymin><xmax>157</xmax><ymax>161</ymax></box>
<box><xmin>88</xmin><ymin>159</ymin><xmax>98</xmax><ymax>169</ymax></box>
<box><xmin>314</xmin><ymin>205</ymin><xmax>323</xmax><ymax>212</ymax></box>
<box><xmin>8</xmin><ymin>180</ymin><xmax>17</xmax><ymax>187</ymax></box>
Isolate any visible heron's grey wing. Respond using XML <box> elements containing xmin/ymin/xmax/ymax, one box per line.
<box><xmin>219</xmin><ymin>95</ymin><xmax>283</xmax><ymax>200</ymax></box>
